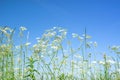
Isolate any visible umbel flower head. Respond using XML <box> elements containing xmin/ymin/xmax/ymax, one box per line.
<box><xmin>20</xmin><ymin>26</ymin><xmax>27</xmax><ymax>31</ymax></box>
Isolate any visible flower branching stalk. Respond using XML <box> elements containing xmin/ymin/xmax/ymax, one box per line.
<box><xmin>0</xmin><ymin>27</ymin><xmax>15</xmax><ymax>80</ymax></box>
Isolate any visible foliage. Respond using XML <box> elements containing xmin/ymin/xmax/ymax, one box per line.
<box><xmin>0</xmin><ymin>26</ymin><xmax>120</xmax><ymax>80</ymax></box>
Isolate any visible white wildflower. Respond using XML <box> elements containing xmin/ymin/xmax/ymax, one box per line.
<box><xmin>72</xmin><ymin>33</ymin><xmax>78</xmax><ymax>38</ymax></box>
<box><xmin>15</xmin><ymin>45</ymin><xmax>20</xmax><ymax>49</ymax></box>
<box><xmin>51</xmin><ymin>31</ymin><xmax>56</xmax><ymax>36</ymax></box>
<box><xmin>54</xmin><ymin>57</ymin><xmax>58</xmax><ymax>60</ymax></box>
<box><xmin>94</xmin><ymin>41</ymin><xmax>97</xmax><ymax>47</ymax></box>
<box><xmin>78</xmin><ymin>36</ymin><xmax>83</xmax><ymax>41</ymax></box>
<box><xmin>99</xmin><ymin>61</ymin><xmax>105</xmax><ymax>65</ymax></box>
<box><xmin>117</xmin><ymin>69</ymin><xmax>120</xmax><ymax>73</ymax></box>
<box><xmin>57</xmin><ymin>35</ymin><xmax>62</xmax><ymax>40</ymax></box>
<box><xmin>33</xmin><ymin>44</ymin><xmax>37</xmax><ymax>48</ymax></box>
<box><xmin>82</xmin><ymin>34</ymin><xmax>91</xmax><ymax>39</ymax></box>
<box><xmin>86</xmin><ymin>35</ymin><xmax>91</xmax><ymax>39</ymax></box>
<box><xmin>0</xmin><ymin>28</ymin><xmax>10</xmax><ymax>37</ymax></box>
<box><xmin>51</xmin><ymin>46</ymin><xmax>58</xmax><ymax>50</ymax></box>
<box><xmin>63</xmin><ymin>31</ymin><xmax>67</xmax><ymax>36</ymax></box>
<box><xmin>74</xmin><ymin>54</ymin><xmax>83</xmax><ymax>59</ymax></box>
<box><xmin>92</xmin><ymin>61</ymin><xmax>97</xmax><ymax>64</ymax></box>
<box><xmin>53</xmin><ymin>39</ymin><xmax>59</xmax><ymax>43</ymax></box>
<box><xmin>74</xmin><ymin>65</ymin><xmax>79</xmax><ymax>69</ymax></box>
<box><xmin>41</xmin><ymin>44</ymin><xmax>47</xmax><ymax>48</ymax></box>
<box><xmin>71</xmin><ymin>60</ymin><xmax>76</xmax><ymax>64</ymax></box>
<box><xmin>107</xmin><ymin>60</ymin><xmax>115</xmax><ymax>64</ymax></box>
<box><xmin>20</xmin><ymin>26</ymin><xmax>27</xmax><ymax>31</ymax></box>
<box><xmin>1</xmin><ymin>44</ymin><xmax>7</xmax><ymax>48</ymax></box>
<box><xmin>17</xmin><ymin>58</ymin><xmax>21</xmax><ymax>63</ymax></box>
<box><xmin>59</xmin><ymin>29</ymin><xmax>65</xmax><ymax>32</ymax></box>
<box><xmin>0</xmin><ymin>29</ymin><xmax>7</xmax><ymax>33</ymax></box>
<box><xmin>45</xmin><ymin>32</ymin><xmax>55</xmax><ymax>37</ymax></box>
<box><xmin>61</xmin><ymin>60</ymin><xmax>67</xmax><ymax>65</ymax></box>
<box><xmin>25</xmin><ymin>42</ymin><xmax>31</xmax><ymax>46</ymax></box>
<box><xmin>4</xmin><ymin>27</ymin><xmax>13</xmax><ymax>32</ymax></box>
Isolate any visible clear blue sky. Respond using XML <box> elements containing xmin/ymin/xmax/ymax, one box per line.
<box><xmin>0</xmin><ymin>0</ymin><xmax>120</xmax><ymax>54</ymax></box>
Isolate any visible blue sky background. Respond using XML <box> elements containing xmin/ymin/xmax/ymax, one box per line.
<box><xmin>0</xmin><ymin>0</ymin><xmax>120</xmax><ymax>55</ymax></box>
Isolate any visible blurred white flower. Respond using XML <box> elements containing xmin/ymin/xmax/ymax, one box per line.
<box><xmin>53</xmin><ymin>39</ymin><xmax>60</xmax><ymax>43</ymax></box>
<box><xmin>86</xmin><ymin>35</ymin><xmax>91</xmax><ymax>39</ymax></box>
<box><xmin>63</xmin><ymin>31</ymin><xmax>67</xmax><ymax>36</ymax></box>
<box><xmin>44</xmin><ymin>31</ymin><xmax>56</xmax><ymax>37</ymax></box>
<box><xmin>1</xmin><ymin>44</ymin><xmax>7</xmax><ymax>48</ymax></box>
<box><xmin>82</xmin><ymin>34</ymin><xmax>91</xmax><ymax>39</ymax></box>
<box><xmin>92</xmin><ymin>61</ymin><xmax>97</xmax><ymax>64</ymax></box>
<box><xmin>72</xmin><ymin>33</ymin><xmax>78</xmax><ymax>38</ymax></box>
<box><xmin>51</xmin><ymin>31</ymin><xmax>56</xmax><ymax>36</ymax></box>
<box><xmin>0</xmin><ymin>29</ymin><xmax>7</xmax><ymax>33</ymax></box>
<box><xmin>15</xmin><ymin>45</ymin><xmax>20</xmax><ymax>49</ymax></box>
<box><xmin>94</xmin><ymin>41</ymin><xmax>97</xmax><ymax>47</ymax></box>
<box><xmin>41</xmin><ymin>44</ymin><xmax>46</xmax><ymax>48</ymax></box>
<box><xmin>57</xmin><ymin>35</ymin><xmax>62</xmax><ymax>40</ymax></box>
<box><xmin>51</xmin><ymin>46</ymin><xmax>58</xmax><ymax>51</ymax></box>
<box><xmin>74</xmin><ymin>54</ymin><xmax>83</xmax><ymax>59</ymax></box>
<box><xmin>59</xmin><ymin>29</ymin><xmax>65</xmax><ymax>32</ymax></box>
<box><xmin>116</xmin><ymin>69</ymin><xmax>120</xmax><ymax>73</ymax></box>
<box><xmin>25</xmin><ymin>42</ymin><xmax>31</xmax><ymax>46</ymax></box>
<box><xmin>0</xmin><ymin>28</ymin><xmax>10</xmax><ymax>37</ymax></box>
<box><xmin>61</xmin><ymin>60</ymin><xmax>67</xmax><ymax>65</ymax></box>
<box><xmin>54</xmin><ymin>57</ymin><xmax>58</xmax><ymax>60</ymax></box>
<box><xmin>99</xmin><ymin>61</ymin><xmax>105</xmax><ymax>65</ymax></box>
<box><xmin>78</xmin><ymin>36</ymin><xmax>83</xmax><ymax>41</ymax></box>
<box><xmin>4</xmin><ymin>27</ymin><xmax>13</xmax><ymax>32</ymax></box>
<box><xmin>20</xmin><ymin>26</ymin><xmax>27</xmax><ymax>31</ymax></box>
<box><xmin>107</xmin><ymin>60</ymin><xmax>115</xmax><ymax>64</ymax></box>
<box><xmin>74</xmin><ymin>65</ymin><xmax>79</xmax><ymax>69</ymax></box>
<box><xmin>17</xmin><ymin>58</ymin><xmax>21</xmax><ymax>63</ymax></box>
<box><xmin>111</xmin><ymin>45</ymin><xmax>119</xmax><ymax>51</ymax></box>
<box><xmin>71</xmin><ymin>60</ymin><xmax>76</xmax><ymax>64</ymax></box>
<box><xmin>33</xmin><ymin>44</ymin><xmax>37</xmax><ymax>48</ymax></box>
